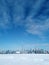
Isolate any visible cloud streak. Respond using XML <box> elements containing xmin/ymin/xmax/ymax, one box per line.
<box><xmin>0</xmin><ymin>0</ymin><xmax>49</xmax><ymax>39</ymax></box>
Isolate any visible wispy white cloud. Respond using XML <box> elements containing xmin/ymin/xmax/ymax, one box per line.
<box><xmin>0</xmin><ymin>0</ymin><xmax>49</xmax><ymax>40</ymax></box>
<box><xmin>25</xmin><ymin>17</ymin><xmax>49</xmax><ymax>39</ymax></box>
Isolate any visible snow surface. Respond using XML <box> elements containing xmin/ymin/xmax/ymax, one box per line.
<box><xmin>0</xmin><ymin>54</ymin><xmax>49</xmax><ymax>65</ymax></box>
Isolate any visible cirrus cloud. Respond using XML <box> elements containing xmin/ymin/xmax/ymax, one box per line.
<box><xmin>0</xmin><ymin>0</ymin><xmax>49</xmax><ymax>39</ymax></box>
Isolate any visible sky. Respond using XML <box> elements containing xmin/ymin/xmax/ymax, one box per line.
<box><xmin>0</xmin><ymin>0</ymin><xmax>49</xmax><ymax>50</ymax></box>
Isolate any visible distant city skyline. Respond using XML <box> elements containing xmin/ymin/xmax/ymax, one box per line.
<box><xmin>0</xmin><ymin>0</ymin><xmax>49</xmax><ymax>50</ymax></box>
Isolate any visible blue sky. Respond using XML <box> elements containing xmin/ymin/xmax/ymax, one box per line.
<box><xmin>0</xmin><ymin>0</ymin><xmax>49</xmax><ymax>50</ymax></box>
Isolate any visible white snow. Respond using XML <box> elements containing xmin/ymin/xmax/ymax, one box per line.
<box><xmin>0</xmin><ymin>54</ymin><xmax>49</xmax><ymax>65</ymax></box>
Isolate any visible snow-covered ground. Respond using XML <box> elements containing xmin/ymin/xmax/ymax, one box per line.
<box><xmin>0</xmin><ymin>54</ymin><xmax>49</xmax><ymax>65</ymax></box>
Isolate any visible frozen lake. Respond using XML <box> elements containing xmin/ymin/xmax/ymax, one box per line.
<box><xmin>0</xmin><ymin>54</ymin><xmax>49</xmax><ymax>65</ymax></box>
